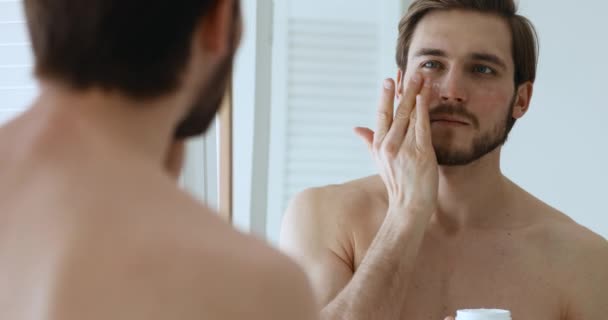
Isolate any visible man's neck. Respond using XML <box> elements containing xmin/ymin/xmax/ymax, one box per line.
<box><xmin>433</xmin><ymin>149</ymin><xmax>518</xmax><ymax>232</ymax></box>
<box><xmin>27</xmin><ymin>81</ymin><xmax>187</xmax><ymax>167</ymax></box>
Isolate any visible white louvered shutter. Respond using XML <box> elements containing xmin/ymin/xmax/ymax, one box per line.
<box><xmin>0</xmin><ymin>0</ymin><xmax>36</xmax><ymax>124</ymax></box>
<box><xmin>266</xmin><ymin>0</ymin><xmax>403</xmax><ymax>243</ymax></box>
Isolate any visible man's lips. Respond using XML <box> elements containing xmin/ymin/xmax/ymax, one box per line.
<box><xmin>430</xmin><ymin>116</ymin><xmax>470</xmax><ymax>125</ymax></box>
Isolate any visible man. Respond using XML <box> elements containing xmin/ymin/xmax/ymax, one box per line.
<box><xmin>0</xmin><ymin>0</ymin><xmax>317</xmax><ymax>319</ymax></box>
<box><xmin>164</xmin><ymin>140</ymin><xmax>186</xmax><ymax>180</ymax></box>
<box><xmin>280</xmin><ymin>1</ymin><xmax>608</xmax><ymax>319</ymax></box>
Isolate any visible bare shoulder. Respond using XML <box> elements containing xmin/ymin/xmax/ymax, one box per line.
<box><xmin>515</xmin><ymin>187</ymin><xmax>605</xmax><ymax>255</ymax></box>
<box><xmin>53</xmin><ymin>185</ymin><xmax>317</xmax><ymax>320</ymax></box>
<box><xmin>531</xmin><ymin>202</ymin><xmax>607</xmax><ymax>261</ymax></box>
<box><xmin>527</xmin><ymin>199</ymin><xmax>607</xmax><ymax>265</ymax></box>
<box><xmin>192</xmin><ymin>226</ymin><xmax>319</xmax><ymax>320</ymax></box>
<box><xmin>138</xmin><ymin>192</ymin><xmax>319</xmax><ymax>320</ymax></box>
<box><xmin>229</xmin><ymin>237</ymin><xmax>319</xmax><ymax>320</ymax></box>
<box><xmin>549</xmin><ymin>218</ymin><xmax>608</xmax><ymax>319</ymax></box>
<box><xmin>525</xmin><ymin>201</ymin><xmax>608</xmax><ymax>319</ymax></box>
<box><xmin>548</xmin><ymin>213</ymin><xmax>608</xmax><ymax>272</ymax></box>
<box><xmin>282</xmin><ymin>175</ymin><xmax>386</xmax><ymax>235</ymax></box>
<box><xmin>280</xmin><ymin>175</ymin><xmax>386</xmax><ymax>253</ymax></box>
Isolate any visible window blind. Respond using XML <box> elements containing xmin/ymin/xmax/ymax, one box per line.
<box><xmin>0</xmin><ymin>0</ymin><xmax>36</xmax><ymax>125</ymax></box>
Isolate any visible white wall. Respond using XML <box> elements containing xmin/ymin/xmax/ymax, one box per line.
<box><xmin>502</xmin><ymin>1</ymin><xmax>608</xmax><ymax>238</ymax></box>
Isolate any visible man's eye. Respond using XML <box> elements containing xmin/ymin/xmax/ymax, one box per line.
<box><xmin>474</xmin><ymin>65</ymin><xmax>494</xmax><ymax>74</ymax></box>
<box><xmin>422</xmin><ymin>61</ymin><xmax>441</xmax><ymax>69</ymax></box>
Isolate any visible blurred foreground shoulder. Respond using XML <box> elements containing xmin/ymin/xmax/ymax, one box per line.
<box><xmin>49</xmin><ymin>196</ymin><xmax>319</xmax><ymax>320</ymax></box>
<box><xmin>247</xmin><ymin>247</ymin><xmax>320</xmax><ymax>320</ymax></box>
<box><xmin>184</xmin><ymin>207</ymin><xmax>320</xmax><ymax>320</ymax></box>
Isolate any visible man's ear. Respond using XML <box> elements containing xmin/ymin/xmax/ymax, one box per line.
<box><xmin>396</xmin><ymin>69</ymin><xmax>404</xmax><ymax>99</ymax></box>
<box><xmin>196</xmin><ymin>0</ymin><xmax>234</xmax><ymax>56</ymax></box>
<box><xmin>512</xmin><ymin>81</ymin><xmax>533</xmax><ymax>119</ymax></box>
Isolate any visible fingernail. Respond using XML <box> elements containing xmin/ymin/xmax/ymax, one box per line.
<box><xmin>384</xmin><ymin>79</ymin><xmax>393</xmax><ymax>90</ymax></box>
<box><xmin>412</xmin><ymin>73</ymin><xmax>421</xmax><ymax>84</ymax></box>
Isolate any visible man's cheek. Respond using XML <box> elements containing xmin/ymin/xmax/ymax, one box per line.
<box><xmin>474</xmin><ymin>89</ymin><xmax>511</xmax><ymax>111</ymax></box>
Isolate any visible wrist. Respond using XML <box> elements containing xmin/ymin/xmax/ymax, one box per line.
<box><xmin>386</xmin><ymin>203</ymin><xmax>434</xmax><ymax>224</ymax></box>
<box><xmin>377</xmin><ymin>205</ymin><xmax>433</xmax><ymax>242</ymax></box>
<box><xmin>388</xmin><ymin>201</ymin><xmax>435</xmax><ymax>215</ymax></box>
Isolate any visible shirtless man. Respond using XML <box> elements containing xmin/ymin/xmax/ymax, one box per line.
<box><xmin>280</xmin><ymin>1</ymin><xmax>608</xmax><ymax>319</ymax></box>
<box><xmin>0</xmin><ymin>0</ymin><xmax>317</xmax><ymax>319</ymax></box>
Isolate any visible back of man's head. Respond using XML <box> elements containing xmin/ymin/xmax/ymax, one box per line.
<box><xmin>24</xmin><ymin>0</ymin><xmax>240</xmax><ymax>139</ymax></box>
<box><xmin>24</xmin><ymin>0</ymin><xmax>218</xmax><ymax>99</ymax></box>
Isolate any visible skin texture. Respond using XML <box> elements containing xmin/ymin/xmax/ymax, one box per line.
<box><xmin>0</xmin><ymin>0</ymin><xmax>318</xmax><ymax>319</ymax></box>
<box><xmin>280</xmin><ymin>9</ymin><xmax>608</xmax><ymax>320</ymax></box>
<box><xmin>164</xmin><ymin>140</ymin><xmax>186</xmax><ymax>180</ymax></box>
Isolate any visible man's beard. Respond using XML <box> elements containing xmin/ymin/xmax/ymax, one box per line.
<box><xmin>432</xmin><ymin>93</ymin><xmax>517</xmax><ymax>166</ymax></box>
<box><xmin>173</xmin><ymin>55</ymin><xmax>234</xmax><ymax>139</ymax></box>
<box><xmin>173</xmin><ymin>4</ymin><xmax>239</xmax><ymax>139</ymax></box>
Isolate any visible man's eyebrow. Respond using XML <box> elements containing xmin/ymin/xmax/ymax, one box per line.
<box><xmin>413</xmin><ymin>48</ymin><xmax>508</xmax><ymax>69</ymax></box>
<box><xmin>413</xmin><ymin>48</ymin><xmax>447</xmax><ymax>58</ymax></box>
<box><xmin>470</xmin><ymin>52</ymin><xmax>507</xmax><ymax>70</ymax></box>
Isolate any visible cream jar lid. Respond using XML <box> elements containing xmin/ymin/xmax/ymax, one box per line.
<box><xmin>456</xmin><ymin>309</ymin><xmax>511</xmax><ymax>320</ymax></box>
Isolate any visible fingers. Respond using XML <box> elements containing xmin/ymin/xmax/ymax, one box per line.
<box><xmin>404</xmin><ymin>98</ymin><xmax>417</xmax><ymax>147</ymax></box>
<box><xmin>398</xmin><ymin>73</ymin><xmax>423</xmax><ymax>117</ymax></box>
<box><xmin>404</xmin><ymin>79</ymin><xmax>424</xmax><ymax>147</ymax></box>
<box><xmin>375</xmin><ymin>79</ymin><xmax>396</xmax><ymax>145</ymax></box>
<box><xmin>444</xmin><ymin>317</ymin><xmax>455</xmax><ymax>320</ymax></box>
<box><xmin>415</xmin><ymin>79</ymin><xmax>433</xmax><ymax>149</ymax></box>
<box><xmin>382</xmin><ymin>73</ymin><xmax>423</xmax><ymax>154</ymax></box>
<box><xmin>354</xmin><ymin>127</ymin><xmax>374</xmax><ymax>150</ymax></box>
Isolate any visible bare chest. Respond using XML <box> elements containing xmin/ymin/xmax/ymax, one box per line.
<box><xmin>402</xmin><ymin>248</ymin><xmax>564</xmax><ymax>320</ymax></box>
<box><xmin>352</xmin><ymin>226</ymin><xmax>565</xmax><ymax>320</ymax></box>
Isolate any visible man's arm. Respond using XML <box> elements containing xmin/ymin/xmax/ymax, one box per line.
<box><xmin>282</xmin><ymin>189</ymin><xmax>433</xmax><ymax>320</ymax></box>
<box><xmin>281</xmin><ymin>74</ymin><xmax>438</xmax><ymax>320</ymax></box>
<box><xmin>280</xmin><ymin>187</ymin><xmax>357</xmax><ymax>308</ymax></box>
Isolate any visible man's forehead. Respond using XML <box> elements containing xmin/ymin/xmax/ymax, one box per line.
<box><xmin>409</xmin><ymin>9</ymin><xmax>512</xmax><ymax>63</ymax></box>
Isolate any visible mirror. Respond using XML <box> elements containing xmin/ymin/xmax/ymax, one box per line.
<box><xmin>233</xmin><ymin>0</ymin><xmax>608</xmax><ymax>243</ymax></box>
<box><xmin>231</xmin><ymin>0</ymin><xmax>608</xmax><ymax>317</ymax></box>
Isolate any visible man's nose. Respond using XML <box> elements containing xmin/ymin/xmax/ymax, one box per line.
<box><xmin>437</xmin><ymin>69</ymin><xmax>468</xmax><ymax>104</ymax></box>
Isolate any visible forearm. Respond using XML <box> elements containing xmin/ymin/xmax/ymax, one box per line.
<box><xmin>321</xmin><ymin>206</ymin><xmax>431</xmax><ymax>320</ymax></box>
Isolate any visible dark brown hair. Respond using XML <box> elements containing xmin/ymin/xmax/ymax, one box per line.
<box><xmin>24</xmin><ymin>0</ymin><xmax>220</xmax><ymax>98</ymax></box>
<box><xmin>396</xmin><ymin>0</ymin><xmax>539</xmax><ymax>86</ymax></box>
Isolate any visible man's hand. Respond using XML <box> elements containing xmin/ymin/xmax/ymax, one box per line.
<box><xmin>355</xmin><ymin>73</ymin><xmax>438</xmax><ymax>216</ymax></box>
<box><xmin>290</xmin><ymin>75</ymin><xmax>441</xmax><ymax>320</ymax></box>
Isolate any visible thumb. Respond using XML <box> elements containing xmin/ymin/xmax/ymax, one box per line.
<box><xmin>354</xmin><ymin>127</ymin><xmax>374</xmax><ymax>150</ymax></box>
